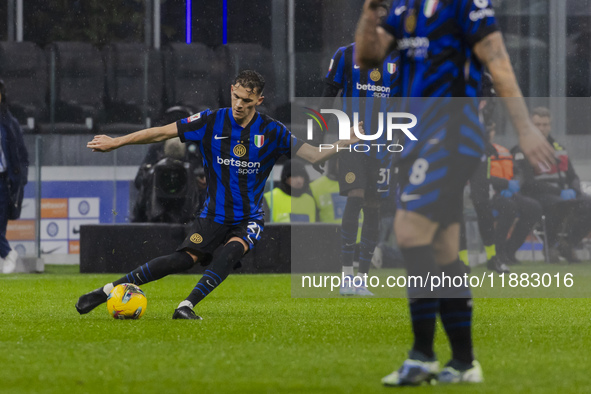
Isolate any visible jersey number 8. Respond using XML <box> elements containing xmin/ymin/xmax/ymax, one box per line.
<box><xmin>409</xmin><ymin>158</ymin><xmax>429</xmax><ymax>186</ymax></box>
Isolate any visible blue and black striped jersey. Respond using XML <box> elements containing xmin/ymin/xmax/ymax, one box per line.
<box><xmin>325</xmin><ymin>43</ymin><xmax>400</xmax><ymax>161</ymax></box>
<box><xmin>382</xmin><ymin>0</ymin><xmax>498</xmax><ymax>159</ymax></box>
<box><xmin>177</xmin><ymin>108</ymin><xmax>301</xmax><ymax>225</ymax></box>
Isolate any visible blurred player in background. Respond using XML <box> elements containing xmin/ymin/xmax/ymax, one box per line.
<box><xmin>76</xmin><ymin>70</ymin><xmax>362</xmax><ymax>320</ymax></box>
<box><xmin>323</xmin><ymin>0</ymin><xmax>399</xmax><ymax>296</ymax></box>
<box><xmin>355</xmin><ymin>0</ymin><xmax>554</xmax><ymax>386</ymax></box>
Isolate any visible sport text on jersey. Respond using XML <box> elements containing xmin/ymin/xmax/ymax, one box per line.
<box><xmin>216</xmin><ymin>156</ymin><xmax>261</xmax><ymax>175</ymax></box>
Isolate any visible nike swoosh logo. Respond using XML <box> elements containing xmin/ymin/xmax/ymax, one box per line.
<box><xmin>214</xmin><ymin>135</ymin><xmax>229</xmax><ymax>140</ymax></box>
<box><xmin>400</xmin><ymin>193</ymin><xmax>421</xmax><ymax>202</ymax></box>
<box><xmin>345</xmin><ymin>242</ymin><xmax>356</xmax><ymax>247</ymax></box>
<box><xmin>395</xmin><ymin>6</ymin><xmax>406</xmax><ymax>15</ymax></box>
<box><xmin>354</xmin><ymin>65</ymin><xmax>360</xmax><ymax>69</ymax></box>
<box><xmin>41</xmin><ymin>246</ymin><xmax>62</xmax><ymax>254</ymax></box>
<box><xmin>136</xmin><ymin>273</ymin><xmax>142</xmax><ymax>282</ymax></box>
<box><xmin>206</xmin><ymin>280</ymin><xmax>214</xmax><ymax>287</ymax></box>
<box><xmin>73</xmin><ymin>227</ymin><xmax>80</xmax><ymax>234</ymax></box>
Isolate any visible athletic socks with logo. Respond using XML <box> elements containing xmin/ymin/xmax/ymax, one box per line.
<box><xmin>183</xmin><ymin>241</ymin><xmax>244</xmax><ymax>308</ymax></box>
<box><xmin>111</xmin><ymin>251</ymin><xmax>196</xmax><ymax>288</ymax></box>
<box><xmin>358</xmin><ymin>205</ymin><xmax>379</xmax><ymax>275</ymax></box>
<box><xmin>341</xmin><ymin>196</ymin><xmax>364</xmax><ymax>271</ymax></box>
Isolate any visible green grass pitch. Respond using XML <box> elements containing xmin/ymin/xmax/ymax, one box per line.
<box><xmin>1</xmin><ymin>263</ymin><xmax>590</xmax><ymax>393</ymax></box>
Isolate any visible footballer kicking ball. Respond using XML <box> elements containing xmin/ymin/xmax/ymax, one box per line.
<box><xmin>107</xmin><ymin>283</ymin><xmax>147</xmax><ymax>319</ymax></box>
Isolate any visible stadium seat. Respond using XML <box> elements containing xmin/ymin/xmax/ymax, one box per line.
<box><xmin>0</xmin><ymin>41</ymin><xmax>48</xmax><ymax>133</ymax></box>
<box><xmin>39</xmin><ymin>42</ymin><xmax>105</xmax><ymax>134</ymax></box>
<box><xmin>100</xmin><ymin>43</ymin><xmax>164</xmax><ymax>134</ymax></box>
<box><xmin>216</xmin><ymin>43</ymin><xmax>280</xmax><ymax>116</ymax></box>
<box><xmin>163</xmin><ymin>43</ymin><xmax>220</xmax><ymax>112</ymax></box>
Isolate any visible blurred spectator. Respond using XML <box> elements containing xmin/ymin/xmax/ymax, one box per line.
<box><xmin>512</xmin><ymin>107</ymin><xmax>591</xmax><ymax>263</ymax></box>
<box><xmin>0</xmin><ymin>79</ymin><xmax>29</xmax><ymax>273</ymax></box>
<box><xmin>310</xmin><ymin>159</ymin><xmax>344</xmax><ymax>224</ymax></box>
<box><xmin>263</xmin><ymin>159</ymin><xmax>317</xmax><ymax>223</ymax></box>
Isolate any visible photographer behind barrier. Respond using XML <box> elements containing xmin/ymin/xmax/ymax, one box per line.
<box><xmin>131</xmin><ymin>106</ymin><xmax>202</xmax><ymax>224</ymax></box>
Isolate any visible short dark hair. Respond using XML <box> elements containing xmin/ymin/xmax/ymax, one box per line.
<box><xmin>532</xmin><ymin>107</ymin><xmax>551</xmax><ymax>118</ymax></box>
<box><xmin>233</xmin><ymin>70</ymin><xmax>265</xmax><ymax>95</ymax></box>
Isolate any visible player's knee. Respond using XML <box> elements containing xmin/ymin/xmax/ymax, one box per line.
<box><xmin>394</xmin><ymin>217</ymin><xmax>436</xmax><ymax>248</ymax></box>
<box><xmin>226</xmin><ymin>237</ymin><xmax>249</xmax><ymax>254</ymax></box>
<box><xmin>184</xmin><ymin>250</ymin><xmax>199</xmax><ymax>264</ymax></box>
<box><xmin>396</xmin><ymin>229</ymin><xmax>424</xmax><ymax>249</ymax></box>
<box><xmin>433</xmin><ymin>242</ymin><xmax>459</xmax><ymax>265</ymax></box>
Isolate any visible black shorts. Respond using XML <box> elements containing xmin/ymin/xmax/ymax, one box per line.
<box><xmin>176</xmin><ymin>217</ymin><xmax>264</xmax><ymax>266</ymax></box>
<box><xmin>397</xmin><ymin>152</ymin><xmax>481</xmax><ymax>227</ymax></box>
<box><xmin>337</xmin><ymin>150</ymin><xmax>392</xmax><ymax>197</ymax></box>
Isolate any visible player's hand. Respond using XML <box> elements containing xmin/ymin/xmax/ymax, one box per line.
<box><xmin>518</xmin><ymin>122</ymin><xmax>555</xmax><ymax>171</ymax></box>
<box><xmin>344</xmin><ymin>121</ymin><xmax>364</xmax><ymax>146</ymax></box>
<box><xmin>87</xmin><ymin>135</ymin><xmax>117</xmax><ymax>152</ymax></box>
<box><xmin>353</xmin><ymin>121</ymin><xmax>365</xmax><ymax>138</ymax></box>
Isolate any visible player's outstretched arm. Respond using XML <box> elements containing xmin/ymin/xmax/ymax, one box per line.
<box><xmin>473</xmin><ymin>32</ymin><xmax>555</xmax><ymax>169</ymax></box>
<box><xmin>355</xmin><ymin>0</ymin><xmax>395</xmax><ymax>68</ymax></box>
<box><xmin>87</xmin><ymin>122</ymin><xmax>179</xmax><ymax>152</ymax></box>
<box><xmin>296</xmin><ymin>122</ymin><xmax>364</xmax><ymax>164</ymax></box>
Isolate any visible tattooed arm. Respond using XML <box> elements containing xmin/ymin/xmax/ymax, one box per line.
<box><xmin>474</xmin><ymin>32</ymin><xmax>555</xmax><ymax>168</ymax></box>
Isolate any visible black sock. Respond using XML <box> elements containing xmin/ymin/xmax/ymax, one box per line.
<box><xmin>185</xmin><ymin>241</ymin><xmax>244</xmax><ymax>307</ymax></box>
<box><xmin>408</xmin><ymin>298</ymin><xmax>440</xmax><ymax>359</ymax></box>
<box><xmin>440</xmin><ymin>297</ymin><xmax>474</xmax><ymax>365</ymax></box>
<box><xmin>341</xmin><ymin>196</ymin><xmax>364</xmax><ymax>268</ymax></box>
<box><xmin>439</xmin><ymin>259</ymin><xmax>474</xmax><ymax>365</ymax></box>
<box><xmin>113</xmin><ymin>251</ymin><xmax>195</xmax><ymax>286</ymax></box>
<box><xmin>401</xmin><ymin>245</ymin><xmax>440</xmax><ymax>358</ymax></box>
<box><xmin>358</xmin><ymin>205</ymin><xmax>379</xmax><ymax>274</ymax></box>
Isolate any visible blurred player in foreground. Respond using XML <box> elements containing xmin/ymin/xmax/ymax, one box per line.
<box><xmin>323</xmin><ymin>0</ymin><xmax>399</xmax><ymax>296</ymax></box>
<box><xmin>355</xmin><ymin>0</ymin><xmax>554</xmax><ymax>385</ymax></box>
<box><xmin>76</xmin><ymin>70</ymin><xmax>362</xmax><ymax>320</ymax></box>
